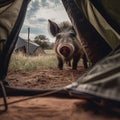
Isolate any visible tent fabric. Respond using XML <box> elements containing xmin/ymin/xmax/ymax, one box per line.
<box><xmin>0</xmin><ymin>0</ymin><xmax>14</xmax><ymax>4</ymax></box>
<box><xmin>15</xmin><ymin>37</ymin><xmax>43</xmax><ymax>55</ymax></box>
<box><xmin>62</xmin><ymin>0</ymin><xmax>112</xmax><ymax>66</ymax></box>
<box><xmin>62</xmin><ymin>0</ymin><xmax>120</xmax><ymax>102</ymax></box>
<box><xmin>74</xmin><ymin>0</ymin><xmax>120</xmax><ymax>50</ymax></box>
<box><xmin>0</xmin><ymin>0</ymin><xmax>23</xmax><ymax>53</ymax></box>
<box><xmin>67</xmin><ymin>46</ymin><xmax>120</xmax><ymax>102</ymax></box>
<box><xmin>91</xmin><ymin>0</ymin><xmax>120</xmax><ymax>34</ymax></box>
<box><xmin>0</xmin><ymin>0</ymin><xmax>29</xmax><ymax>80</ymax></box>
<box><xmin>0</xmin><ymin>0</ymin><xmax>119</xmax><ymax>106</ymax></box>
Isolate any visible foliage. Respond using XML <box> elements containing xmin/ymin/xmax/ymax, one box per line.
<box><xmin>34</xmin><ymin>35</ymin><xmax>48</xmax><ymax>41</ymax></box>
<box><xmin>34</xmin><ymin>35</ymin><xmax>51</xmax><ymax>49</ymax></box>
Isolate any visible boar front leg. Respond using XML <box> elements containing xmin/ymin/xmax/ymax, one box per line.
<box><xmin>57</xmin><ymin>57</ymin><xmax>63</xmax><ymax>70</ymax></box>
<box><xmin>72</xmin><ymin>55</ymin><xmax>80</xmax><ymax>70</ymax></box>
<box><xmin>82</xmin><ymin>54</ymin><xmax>88</xmax><ymax>69</ymax></box>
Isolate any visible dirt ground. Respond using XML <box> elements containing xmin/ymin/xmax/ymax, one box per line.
<box><xmin>0</xmin><ymin>66</ymin><xmax>119</xmax><ymax>120</ymax></box>
<box><xmin>7</xmin><ymin>66</ymin><xmax>85</xmax><ymax>89</ymax></box>
<box><xmin>0</xmin><ymin>97</ymin><xmax>119</xmax><ymax>120</ymax></box>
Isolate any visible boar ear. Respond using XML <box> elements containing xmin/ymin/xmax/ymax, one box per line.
<box><xmin>48</xmin><ymin>19</ymin><xmax>60</xmax><ymax>36</ymax></box>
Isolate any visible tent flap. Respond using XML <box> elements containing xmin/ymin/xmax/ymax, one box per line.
<box><xmin>67</xmin><ymin>46</ymin><xmax>120</xmax><ymax>102</ymax></box>
<box><xmin>0</xmin><ymin>0</ymin><xmax>23</xmax><ymax>53</ymax></box>
<box><xmin>0</xmin><ymin>0</ymin><xmax>30</xmax><ymax>80</ymax></box>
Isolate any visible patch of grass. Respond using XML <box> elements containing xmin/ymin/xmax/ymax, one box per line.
<box><xmin>9</xmin><ymin>50</ymin><xmax>57</xmax><ymax>72</ymax></box>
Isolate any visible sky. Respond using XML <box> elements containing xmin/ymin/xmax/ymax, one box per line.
<box><xmin>19</xmin><ymin>0</ymin><xmax>70</xmax><ymax>42</ymax></box>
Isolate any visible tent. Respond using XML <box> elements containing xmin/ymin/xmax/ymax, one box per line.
<box><xmin>15</xmin><ymin>37</ymin><xmax>45</xmax><ymax>55</ymax></box>
<box><xmin>0</xmin><ymin>0</ymin><xmax>120</xmax><ymax>115</ymax></box>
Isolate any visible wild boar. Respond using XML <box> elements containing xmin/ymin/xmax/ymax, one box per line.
<box><xmin>48</xmin><ymin>19</ymin><xmax>88</xmax><ymax>70</ymax></box>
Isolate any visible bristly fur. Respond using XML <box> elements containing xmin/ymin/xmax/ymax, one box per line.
<box><xmin>58</xmin><ymin>21</ymin><xmax>73</xmax><ymax>32</ymax></box>
<box><xmin>48</xmin><ymin>20</ymin><xmax>88</xmax><ymax>69</ymax></box>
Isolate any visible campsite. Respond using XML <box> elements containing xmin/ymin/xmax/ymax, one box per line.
<box><xmin>0</xmin><ymin>0</ymin><xmax>120</xmax><ymax>120</ymax></box>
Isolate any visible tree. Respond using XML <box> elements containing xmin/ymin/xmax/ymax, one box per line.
<box><xmin>34</xmin><ymin>35</ymin><xmax>49</xmax><ymax>41</ymax></box>
<box><xmin>34</xmin><ymin>35</ymin><xmax>50</xmax><ymax>49</ymax></box>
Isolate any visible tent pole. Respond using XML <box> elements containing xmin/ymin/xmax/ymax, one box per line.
<box><xmin>27</xmin><ymin>27</ymin><xmax>30</xmax><ymax>55</ymax></box>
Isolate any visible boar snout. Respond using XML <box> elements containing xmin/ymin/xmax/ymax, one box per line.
<box><xmin>57</xmin><ymin>43</ymin><xmax>75</xmax><ymax>58</ymax></box>
<box><xmin>60</xmin><ymin>46</ymin><xmax>70</xmax><ymax>57</ymax></box>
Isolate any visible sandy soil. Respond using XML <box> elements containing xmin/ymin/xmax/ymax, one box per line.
<box><xmin>7</xmin><ymin>66</ymin><xmax>85</xmax><ymax>89</ymax></box>
<box><xmin>0</xmin><ymin>97</ymin><xmax>119</xmax><ymax>120</ymax></box>
<box><xmin>0</xmin><ymin>66</ymin><xmax>119</xmax><ymax>120</ymax></box>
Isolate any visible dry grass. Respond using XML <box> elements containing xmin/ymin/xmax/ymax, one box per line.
<box><xmin>9</xmin><ymin>50</ymin><xmax>84</xmax><ymax>72</ymax></box>
<box><xmin>9</xmin><ymin>50</ymin><xmax>57</xmax><ymax>72</ymax></box>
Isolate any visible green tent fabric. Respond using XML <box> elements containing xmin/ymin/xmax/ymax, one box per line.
<box><xmin>0</xmin><ymin>0</ymin><xmax>30</xmax><ymax>80</ymax></box>
<box><xmin>0</xmin><ymin>0</ymin><xmax>30</xmax><ymax>110</ymax></box>
<box><xmin>75</xmin><ymin>0</ymin><xmax>120</xmax><ymax>50</ymax></box>
<box><xmin>91</xmin><ymin>0</ymin><xmax>120</xmax><ymax>32</ymax></box>
<box><xmin>0</xmin><ymin>0</ymin><xmax>23</xmax><ymax>53</ymax></box>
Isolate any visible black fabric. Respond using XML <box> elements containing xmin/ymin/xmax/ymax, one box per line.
<box><xmin>0</xmin><ymin>0</ymin><xmax>14</xmax><ymax>7</ymax></box>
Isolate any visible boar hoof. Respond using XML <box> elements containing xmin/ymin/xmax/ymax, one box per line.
<box><xmin>58</xmin><ymin>66</ymin><xmax>63</xmax><ymax>70</ymax></box>
<box><xmin>58</xmin><ymin>63</ymin><xmax>63</xmax><ymax>70</ymax></box>
<box><xmin>59</xmin><ymin>67</ymin><xmax>63</xmax><ymax>70</ymax></box>
<box><xmin>72</xmin><ymin>67</ymin><xmax>77</xmax><ymax>70</ymax></box>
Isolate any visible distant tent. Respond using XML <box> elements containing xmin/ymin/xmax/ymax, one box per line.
<box><xmin>15</xmin><ymin>37</ymin><xmax>45</xmax><ymax>56</ymax></box>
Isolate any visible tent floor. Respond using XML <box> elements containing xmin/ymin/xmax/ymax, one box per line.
<box><xmin>0</xmin><ymin>96</ymin><xmax>119</xmax><ymax>120</ymax></box>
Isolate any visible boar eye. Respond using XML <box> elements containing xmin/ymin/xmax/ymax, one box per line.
<box><xmin>55</xmin><ymin>34</ymin><xmax>61</xmax><ymax>42</ymax></box>
<box><xmin>70</xmin><ymin>33</ymin><xmax>76</xmax><ymax>38</ymax></box>
<box><xmin>56</xmin><ymin>34</ymin><xmax>61</xmax><ymax>39</ymax></box>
